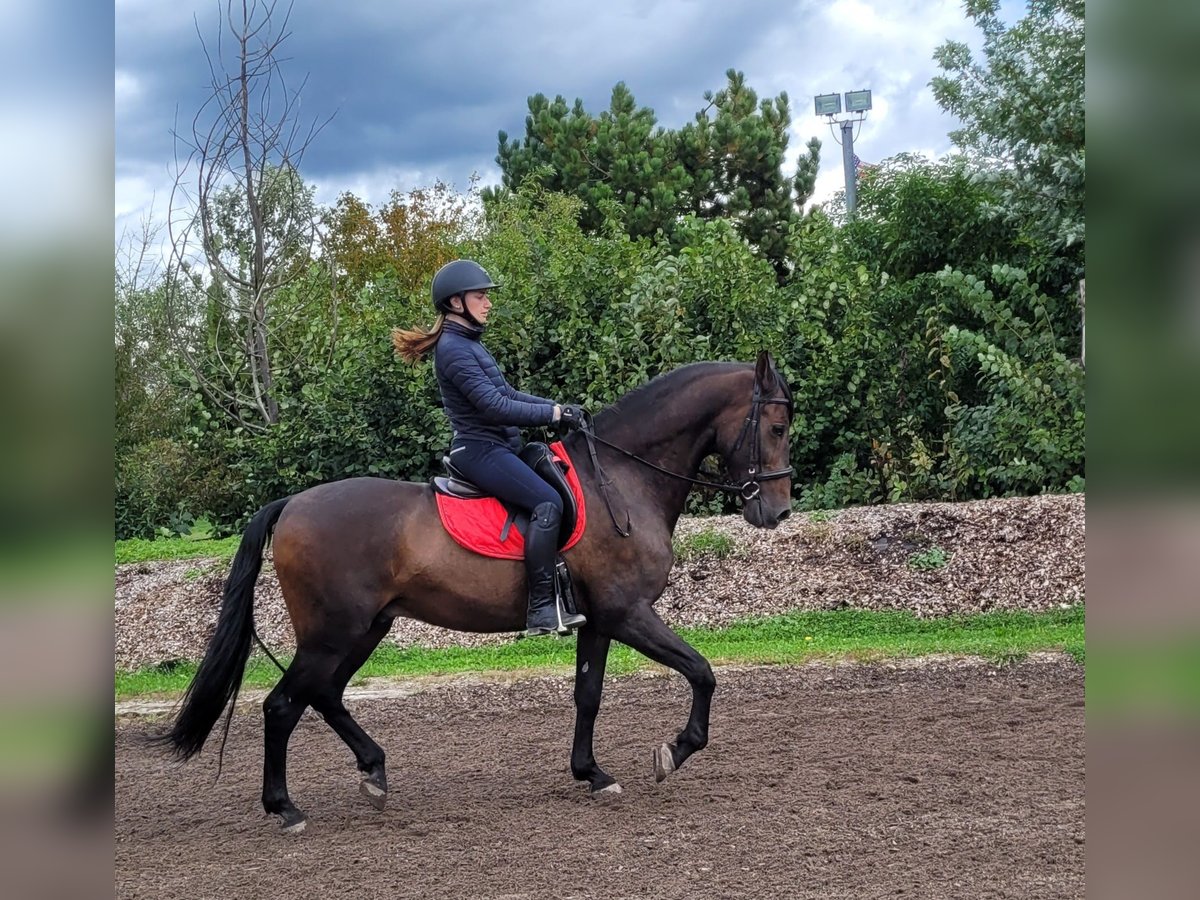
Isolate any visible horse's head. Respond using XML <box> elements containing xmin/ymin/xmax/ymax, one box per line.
<box><xmin>719</xmin><ymin>351</ymin><xmax>794</xmax><ymax>529</ymax></box>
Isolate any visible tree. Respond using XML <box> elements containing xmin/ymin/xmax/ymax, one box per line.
<box><xmin>487</xmin><ymin>70</ymin><xmax>820</xmax><ymax>280</ymax></box>
<box><xmin>115</xmin><ymin>215</ymin><xmax>186</xmax><ymax>451</ymax></box>
<box><xmin>323</xmin><ymin>180</ymin><xmax>483</xmax><ymax>298</ymax></box>
<box><xmin>166</xmin><ymin>0</ymin><xmax>331</xmax><ymax>430</ymax></box>
<box><xmin>835</xmin><ymin>153</ymin><xmax>1020</xmax><ymax>281</ymax></box>
<box><xmin>930</xmin><ymin>0</ymin><xmax>1084</xmax><ymax>266</ymax></box>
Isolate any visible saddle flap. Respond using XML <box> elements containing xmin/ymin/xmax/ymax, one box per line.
<box><xmin>519</xmin><ymin>442</ymin><xmax>578</xmax><ymax>542</ymax></box>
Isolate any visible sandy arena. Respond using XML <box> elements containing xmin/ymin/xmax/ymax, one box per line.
<box><xmin>116</xmin><ymin>657</ymin><xmax>1084</xmax><ymax>899</ymax></box>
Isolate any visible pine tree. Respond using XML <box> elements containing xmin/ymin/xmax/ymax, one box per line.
<box><xmin>487</xmin><ymin>70</ymin><xmax>821</xmax><ymax>280</ymax></box>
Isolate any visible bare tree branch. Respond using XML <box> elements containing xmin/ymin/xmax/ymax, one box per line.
<box><xmin>164</xmin><ymin>0</ymin><xmax>334</xmax><ymax>429</ymax></box>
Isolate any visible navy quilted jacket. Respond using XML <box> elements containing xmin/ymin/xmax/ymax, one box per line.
<box><xmin>434</xmin><ymin>321</ymin><xmax>556</xmax><ymax>448</ymax></box>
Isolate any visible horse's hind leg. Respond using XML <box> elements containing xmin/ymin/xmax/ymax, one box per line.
<box><xmin>261</xmin><ymin>646</ymin><xmax>340</xmax><ymax>833</ymax></box>
<box><xmin>571</xmin><ymin>625</ymin><xmax>620</xmax><ymax>796</ymax></box>
<box><xmin>309</xmin><ymin>616</ymin><xmax>393</xmax><ymax>810</ymax></box>
<box><xmin>611</xmin><ymin>604</ymin><xmax>716</xmax><ymax>782</ymax></box>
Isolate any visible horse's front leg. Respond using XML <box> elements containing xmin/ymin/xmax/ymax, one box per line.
<box><xmin>612</xmin><ymin>603</ymin><xmax>716</xmax><ymax>782</ymax></box>
<box><xmin>571</xmin><ymin>625</ymin><xmax>621</xmax><ymax>795</ymax></box>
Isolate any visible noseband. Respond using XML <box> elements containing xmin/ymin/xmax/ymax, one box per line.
<box><xmin>578</xmin><ymin>380</ymin><xmax>795</xmax><ymax>534</ymax></box>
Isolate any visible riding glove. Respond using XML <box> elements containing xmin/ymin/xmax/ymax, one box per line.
<box><xmin>558</xmin><ymin>404</ymin><xmax>588</xmax><ymax>431</ymax></box>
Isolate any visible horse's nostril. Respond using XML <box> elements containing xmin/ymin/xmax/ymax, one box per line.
<box><xmin>777</xmin><ymin>507</ymin><xmax>791</xmax><ymax>522</ymax></box>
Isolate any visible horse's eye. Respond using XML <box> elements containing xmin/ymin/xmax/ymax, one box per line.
<box><xmin>772</xmin><ymin>424</ymin><xmax>786</xmax><ymax>437</ymax></box>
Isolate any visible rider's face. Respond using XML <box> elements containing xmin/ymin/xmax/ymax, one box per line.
<box><xmin>460</xmin><ymin>290</ymin><xmax>492</xmax><ymax>324</ymax></box>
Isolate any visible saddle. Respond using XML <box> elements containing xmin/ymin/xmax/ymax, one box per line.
<box><xmin>432</xmin><ymin>441</ymin><xmax>579</xmax><ymax>549</ymax></box>
<box><xmin>432</xmin><ymin>441</ymin><xmax>585</xmax><ymax>561</ymax></box>
<box><xmin>431</xmin><ymin>441</ymin><xmax>585</xmax><ymax>625</ymax></box>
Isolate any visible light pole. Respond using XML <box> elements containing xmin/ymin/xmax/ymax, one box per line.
<box><xmin>814</xmin><ymin>89</ymin><xmax>872</xmax><ymax>216</ymax></box>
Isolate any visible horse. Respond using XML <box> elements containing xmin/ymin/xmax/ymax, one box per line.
<box><xmin>158</xmin><ymin>350</ymin><xmax>794</xmax><ymax>833</ymax></box>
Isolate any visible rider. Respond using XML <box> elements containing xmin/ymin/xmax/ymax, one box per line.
<box><xmin>392</xmin><ymin>259</ymin><xmax>588</xmax><ymax>637</ymax></box>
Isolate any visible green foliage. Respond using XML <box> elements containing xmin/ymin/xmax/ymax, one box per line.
<box><xmin>115</xmin><ymin>437</ymin><xmax>242</xmax><ymax>539</ymax></box>
<box><xmin>116</xmin><ymin>162</ymin><xmax>1085</xmax><ymax>535</ymax></box>
<box><xmin>782</xmin><ymin>154</ymin><xmax>1084</xmax><ymax>509</ymax></box>
<box><xmin>798</xmin><ymin>452</ymin><xmax>884</xmax><ymax>510</ymax></box>
<box><xmin>115</xmin><ymin>226</ymin><xmax>191</xmax><ymax>456</ymax></box>
<box><xmin>936</xmin><ymin>266</ymin><xmax>1085</xmax><ymax>496</ymax></box>
<box><xmin>836</xmin><ymin>153</ymin><xmax>1019</xmax><ymax>279</ymax></box>
<box><xmin>161</xmin><ymin>516</ymin><xmax>216</xmax><ymax>542</ymax></box>
<box><xmin>115</xmin><ymin>283</ymin><xmax>189</xmax><ymax>452</ymax></box>
<box><xmin>786</xmin><ymin>252</ymin><xmax>1084</xmax><ymax>508</ymax></box>
<box><xmin>487</xmin><ymin>70</ymin><xmax>820</xmax><ymax>279</ymax></box>
<box><xmin>908</xmin><ymin>546</ymin><xmax>950</xmax><ymax>571</ymax></box>
<box><xmin>476</xmin><ymin>181</ymin><xmax>784</xmax><ymax>411</ymax></box>
<box><xmin>208</xmin><ymin>164</ymin><xmax>318</xmax><ymax>284</ymax></box>
<box><xmin>214</xmin><ymin>276</ymin><xmax>455</xmax><ymax>514</ymax></box>
<box><xmin>931</xmin><ymin>0</ymin><xmax>1085</xmax><ymax>267</ymax></box>
<box><xmin>673</xmin><ymin>528</ymin><xmax>736</xmax><ymax>561</ymax></box>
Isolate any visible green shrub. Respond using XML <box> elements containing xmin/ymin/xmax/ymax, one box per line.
<box><xmin>908</xmin><ymin>546</ymin><xmax>950</xmax><ymax>571</ymax></box>
<box><xmin>674</xmin><ymin>528</ymin><xmax>736</xmax><ymax>561</ymax></box>
<box><xmin>115</xmin><ymin>166</ymin><xmax>1085</xmax><ymax>534</ymax></box>
<box><xmin>936</xmin><ymin>265</ymin><xmax>1085</xmax><ymax>496</ymax></box>
<box><xmin>115</xmin><ymin>438</ymin><xmax>241</xmax><ymax>539</ymax></box>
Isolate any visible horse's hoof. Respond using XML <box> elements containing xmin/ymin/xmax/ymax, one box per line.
<box><xmin>360</xmin><ymin>776</ymin><xmax>387</xmax><ymax>811</ymax></box>
<box><xmin>653</xmin><ymin>743</ymin><xmax>676</xmax><ymax>782</ymax></box>
<box><xmin>592</xmin><ymin>782</ymin><xmax>623</xmax><ymax>798</ymax></box>
<box><xmin>279</xmin><ymin>809</ymin><xmax>308</xmax><ymax>834</ymax></box>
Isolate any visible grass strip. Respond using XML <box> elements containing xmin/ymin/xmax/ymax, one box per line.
<box><xmin>117</xmin><ymin>605</ymin><xmax>1084</xmax><ymax>701</ymax></box>
<box><xmin>116</xmin><ymin>535</ymin><xmax>242</xmax><ymax>566</ymax></box>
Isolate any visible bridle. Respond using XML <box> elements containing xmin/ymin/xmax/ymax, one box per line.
<box><xmin>577</xmin><ymin>379</ymin><xmax>795</xmax><ymax>536</ymax></box>
<box><xmin>728</xmin><ymin>379</ymin><xmax>795</xmax><ymax>500</ymax></box>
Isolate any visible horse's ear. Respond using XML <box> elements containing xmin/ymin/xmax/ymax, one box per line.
<box><xmin>754</xmin><ymin>350</ymin><xmax>777</xmax><ymax>391</ymax></box>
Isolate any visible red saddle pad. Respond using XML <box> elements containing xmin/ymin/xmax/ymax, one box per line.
<box><xmin>435</xmin><ymin>441</ymin><xmax>586</xmax><ymax>560</ymax></box>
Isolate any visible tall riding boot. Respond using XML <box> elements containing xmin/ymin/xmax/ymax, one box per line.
<box><xmin>524</xmin><ymin>501</ymin><xmax>586</xmax><ymax>637</ymax></box>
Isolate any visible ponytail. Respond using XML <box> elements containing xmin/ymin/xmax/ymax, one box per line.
<box><xmin>392</xmin><ymin>315</ymin><xmax>446</xmax><ymax>364</ymax></box>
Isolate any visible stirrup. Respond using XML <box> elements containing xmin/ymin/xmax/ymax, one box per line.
<box><xmin>524</xmin><ymin>598</ymin><xmax>586</xmax><ymax>638</ymax></box>
<box><xmin>554</xmin><ymin>598</ymin><xmax>586</xmax><ymax>636</ymax></box>
<box><xmin>554</xmin><ymin>557</ymin><xmax>585</xmax><ymax>634</ymax></box>
<box><xmin>523</xmin><ymin>625</ymin><xmax>556</xmax><ymax>638</ymax></box>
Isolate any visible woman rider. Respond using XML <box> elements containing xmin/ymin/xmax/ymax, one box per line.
<box><xmin>392</xmin><ymin>259</ymin><xmax>588</xmax><ymax>637</ymax></box>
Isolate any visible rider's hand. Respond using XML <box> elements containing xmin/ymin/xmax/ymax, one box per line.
<box><xmin>558</xmin><ymin>404</ymin><xmax>588</xmax><ymax>431</ymax></box>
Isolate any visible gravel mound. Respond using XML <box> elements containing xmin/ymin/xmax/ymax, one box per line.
<box><xmin>115</xmin><ymin>493</ymin><xmax>1084</xmax><ymax>671</ymax></box>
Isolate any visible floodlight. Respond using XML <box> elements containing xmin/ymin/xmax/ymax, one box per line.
<box><xmin>813</xmin><ymin>93</ymin><xmax>841</xmax><ymax>116</ymax></box>
<box><xmin>844</xmin><ymin>90</ymin><xmax>872</xmax><ymax>112</ymax></box>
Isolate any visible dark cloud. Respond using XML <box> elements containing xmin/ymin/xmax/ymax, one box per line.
<box><xmin>117</xmin><ymin>0</ymin><xmax>1008</xmax><ymax>228</ymax></box>
<box><xmin>119</xmin><ymin>0</ymin><xmax>790</xmax><ymax>189</ymax></box>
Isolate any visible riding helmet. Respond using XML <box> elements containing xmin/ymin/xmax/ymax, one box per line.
<box><xmin>431</xmin><ymin>260</ymin><xmax>500</xmax><ymax>313</ymax></box>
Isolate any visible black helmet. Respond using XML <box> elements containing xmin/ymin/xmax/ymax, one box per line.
<box><xmin>431</xmin><ymin>260</ymin><xmax>499</xmax><ymax>313</ymax></box>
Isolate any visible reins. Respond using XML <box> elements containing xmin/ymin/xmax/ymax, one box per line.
<box><xmin>575</xmin><ymin>382</ymin><xmax>794</xmax><ymax>535</ymax></box>
<box><xmin>577</xmin><ymin>420</ymin><xmax>631</xmax><ymax>536</ymax></box>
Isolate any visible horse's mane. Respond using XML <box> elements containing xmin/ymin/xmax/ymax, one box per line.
<box><xmin>593</xmin><ymin>361</ymin><xmax>748</xmax><ymax>429</ymax></box>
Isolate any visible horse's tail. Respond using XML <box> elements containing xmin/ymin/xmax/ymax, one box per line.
<box><xmin>156</xmin><ymin>496</ymin><xmax>292</xmax><ymax>761</ymax></box>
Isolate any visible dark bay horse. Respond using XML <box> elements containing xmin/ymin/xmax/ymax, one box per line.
<box><xmin>160</xmin><ymin>351</ymin><xmax>794</xmax><ymax>832</ymax></box>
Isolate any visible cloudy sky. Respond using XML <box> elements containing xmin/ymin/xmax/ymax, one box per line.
<box><xmin>115</xmin><ymin>0</ymin><xmax>1023</xmax><ymax>242</ymax></box>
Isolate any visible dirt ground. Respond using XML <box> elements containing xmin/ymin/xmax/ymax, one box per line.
<box><xmin>116</xmin><ymin>658</ymin><xmax>1084</xmax><ymax>900</ymax></box>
